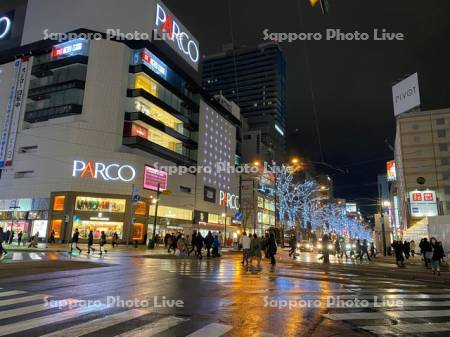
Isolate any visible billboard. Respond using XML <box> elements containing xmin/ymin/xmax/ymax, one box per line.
<box><xmin>346</xmin><ymin>203</ymin><xmax>357</xmax><ymax>213</ymax></box>
<box><xmin>409</xmin><ymin>190</ymin><xmax>438</xmax><ymax>218</ymax></box>
<box><xmin>392</xmin><ymin>73</ymin><xmax>420</xmax><ymax>116</ymax></box>
<box><xmin>143</xmin><ymin>165</ymin><xmax>168</xmax><ymax>191</ymax></box>
<box><xmin>386</xmin><ymin>160</ymin><xmax>396</xmax><ymax>181</ymax></box>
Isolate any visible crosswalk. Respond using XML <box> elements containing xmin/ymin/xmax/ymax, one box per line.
<box><xmin>0</xmin><ymin>287</ymin><xmax>258</xmax><ymax>337</ymax></box>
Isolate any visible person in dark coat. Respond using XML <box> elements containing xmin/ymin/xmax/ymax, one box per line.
<box><xmin>99</xmin><ymin>231</ymin><xmax>107</xmax><ymax>255</ymax></box>
<box><xmin>70</xmin><ymin>229</ymin><xmax>82</xmax><ymax>253</ymax></box>
<box><xmin>17</xmin><ymin>231</ymin><xmax>23</xmax><ymax>246</ymax></box>
<box><xmin>431</xmin><ymin>241</ymin><xmax>445</xmax><ymax>276</ymax></box>
<box><xmin>5</xmin><ymin>230</ymin><xmax>10</xmax><ymax>245</ymax></box>
<box><xmin>189</xmin><ymin>230</ymin><xmax>197</xmax><ymax>256</ymax></box>
<box><xmin>204</xmin><ymin>231</ymin><xmax>214</xmax><ymax>258</ymax></box>
<box><xmin>8</xmin><ymin>230</ymin><xmax>14</xmax><ymax>245</ymax></box>
<box><xmin>267</xmin><ymin>233</ymin><xmax>277</xmax><ymax>265</ymax></box>
<box><xmin>87</xmin><ymin>230</ymin><xmax>96</xmax><ymax>254</ymax></box>
<box><xmin>0</xmin><ymin>228</ymin><xmax>7</xmax><ymax>255</ymax></box>
<box><xmin>195</xmin><ymin>232</ymin><xmax>204</xmax><ymax>259</ymax></box>
<box><xmin>392</xmin><ymin>240</ymin><xmax>404</xmax><ymax>267</ymax></box>
<box><xmin>419</xmin><ymin>238</ymin><xmax>432</xmax><ymax>268</ymax></box>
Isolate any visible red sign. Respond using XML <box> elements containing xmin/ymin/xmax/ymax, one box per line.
<box><xmin>144</xmin><ymin>166</ymin><xmax>168</xmax><ymax>191</ymax></box>
<box><xmin>131</xmin><ymin>124</ymin><xmax>148</xmax><ymax>139</ymax></box>
<box><xmin>423</xmin><ymin>193</ymin><xmax>434</xmax><ymax>201</ymax></box>
<box><xmin>412</xmin><ymin>193</ymin><xmax>422</xmax><ymax>201</ymax></box>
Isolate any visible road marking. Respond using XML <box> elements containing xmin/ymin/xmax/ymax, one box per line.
<box><xmin>41</xmin><ymin>309</ymin><xmax>149</xmax><ymax>337</ymax></box>
<box><xmin>324</xmin><ymin>294</ymin><xmax>450</xmax><ymax>300</ymax></box>
<box><xmin>0</xmin><ymin>294</ymin><xmax>50</xmax><ymax>308</ymax></box>
<box><xmin>360</xmin><ymin>322</ymin><xmax>450</xmax><ymax>334</ymax></box>
<box><xmin>186</xmin><ymin>323</ymin><xmax>233</xmax><ymax>337</ymax></box>
<box><xmin>324</xmin><ymin>309</ymin><xmax>450</xmax><ymax>320</ymax></box>
<box><xmin>115</xmin><ymin>316</ymin><xmax>188</xmax><ymax>337</ymax></box>
<box><xmin>0</xmin><ymin>303</ymin><xmax>110</xmax><ymax>336</ymax></box>
<box><xmin>0</xmin><ymin>290</ymin><xmax>27</xmax><ymax>298</ymax></box>
<box><xmin>0</xmin><ymin>299</ymin><xmax>76</xmax><ymax>319</ymax></box>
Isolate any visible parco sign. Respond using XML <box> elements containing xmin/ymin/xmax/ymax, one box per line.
<box><xmin>154</xmin><ymin>0</ymin><xmax>200</xmax><ymax>71</ymax></box>
<box><xmin>72</xmin><ymin>160</ymin><xmax>136</xmax><ymax>182</ymax></box>
<box><xmin>219</xmin><ymin>190</ymin><xmax>239</xmax><ymax>210</ymax></box>
<box><xmin>0</xmin><ymin>15</ymin><xmax>12</xmax><ymax>40</ymax></box>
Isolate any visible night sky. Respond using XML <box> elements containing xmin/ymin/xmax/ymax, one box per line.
<box><xmin>165</xmin><ymin>0</ymin><xmax>450</xmax><ymax>213</ymax></box>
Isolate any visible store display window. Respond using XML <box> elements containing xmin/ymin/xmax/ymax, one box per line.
<box><xmin>50</xmin><ymin>219</ymin><xmax>62</xmax><ymax>239</ymax></box>
<box><xmin>75</xmin><ymin>197</ymin><xmax>126</xmax><ymax>213</ymax></box>
<box><xmin>72</xmin><ymin>220</ymin><xmax>123</xmax><ymax>239</ymax></box>
<box><xmin>53</xmin><ymin>196</ymin><xmax>65</xmax><ymax>211</ymax></box>
<box><xmin>132</xmin><ymin>223</ymin><xmax>144</xmax><ymax>240</ymax></box>
<box><xmin>134</xmin><ymin>201</ymin><xmax>147</xmax><ymax>216</ymax></box>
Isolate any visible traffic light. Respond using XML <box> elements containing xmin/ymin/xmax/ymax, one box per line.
<box><xmin>308</xmin><ymin>0</ymin><xmax>329</xmax><ymax>14</ymax></box>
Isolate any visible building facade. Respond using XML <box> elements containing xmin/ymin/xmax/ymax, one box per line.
<box><xmin>0</xmin><ymin>0</ymin><xmax>241</xmax><ymax>243</ymax></box>
<box><xmin>202</xmin><ymin>43</ymin><xmax>287</xmax><ymax>163</ymax></box>
<box><xmin>394</xmin><ymin>108</ymin><xmax>450</xmax><ymax>230</ymax></box>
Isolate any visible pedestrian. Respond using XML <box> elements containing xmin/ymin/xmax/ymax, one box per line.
<box><xmin>164</xmin><ymin>233</ymin><xmax>170</xmax><ymax>248</ymax></box>
<box><xmin>212</xmin><ymin>235</ymin><xmax>221</xmax><ymax>257</ymax></box>
<box><xmin>403</xmin><ymin>240</ymin><xmax>410</xmax><ymax>259</ymax></box>
<box><xmin>8</xmin><ymin>230</ymin><xmax>14</xmax><ymax>245</ymax></box>
<box><xmin>242</xmin><ymin>232</ymin><xmax>251</xmax><ymax>267</ymax></box>
<box><xmin>188</xmin><ymin>231</ymin><xmax>196</xmax><ymax>256</ymax></box>
<box><xmin>420</xmin><ymin>238</ymin><xmax>432</xmax><ymax>268</ymax></box>
<box><xmin>171</xmin><ymin>233</ymin><xmax>178</xmax><ymax>254</ymax></box>
<box><xmin>204</xmin><ymin>231</ymin><xmax>214</xmax><ymax>258</ymax></box>
<box><xmin>267</xmin><ymin>233</ymin><xmax>277</xmax><ymax>266</ymax></box>
<box><xmin>0</xmin><ymin>228</ymin><xmax>7</xmax><ymax>256</ymax></box>
<box><xmin>360</xmin><ymin>239</ymin><xmax>371</xmax><ymax>261</ymax></box>
<box><xmin>28</xmin><ymin>235</ymin><xmax>38</xmax><ymax>248</ymax></box>
<box><xmin>261</xmin><ymin>233</ymin><xmax>269</xmax><ymax>259</ymax></box>
<box><xmin>49</xmin><ymin>230</ymin><xmax>56</xmax><ymax>244</ymax></box>
<box><xmin>370</xmin><ymin>242</ymin><xmax>376</xmax><ymax>258</ymax></box>
<box><xmin>17</xmin><ymin>231</ymin><xmax>23</xmax><ymax>246</ymax></box>
<box><xmin>250</xmin><ymin>233</ymin><xmax>262</xmax><ymax>270</ymax></box>
<box><xmin>99</xmin><ymin>231</ymin><xmax>107</xmax><ymax>255</ymax></box>
<box><xmin>5</xmin><ymin>230</ymin><xmax>10</xmax><ymax>245</ymax></box>
<box><xmin>431</xmin><ymin>241</ymin><xmax>445</xmax><ymax>276</ymax></box>
<box><xmin>392</xmin><ymin>240</ymin><xmax>404</xmax><ymax>267</ymax></box>
<box><xmin>355</xmin><ymin>239</ymin><xmax>362</xmax><ymax>260</ymax></box>
<box><xmin>87</xmin><ymin>230</ymin><xmax>96</xmax><ymax>254</ymax></box>
<box><xmin>335</xmin><ymin>238</ymin><xmax>341</xmax><ymax>258</ymax></box>
<box><xmin>22</xmin><ymin>232</ymin><xmax>28</xmax><ymax>246</ymax></box>
<box><xmin>70</xmin><ymin>228</ymin><xmax>82</xmax><ymax>254</ymax></box>
<box><xmin>112</xmin><ymin>232</ymin><xmax>119</xmax><ymax>248</ymax></box>
<box><xmin>288</xmin><ymin>236</ymin><xmax>296</xmax><ymax>259</ymax></box>
<box><xmin>195</xmin><ymin>232</ymin><xmax>204</xmax><ymax>259</ymax></box>
<box><xmin>410</xmin><ymin>240</ymin><xmax>416</xmax><ymax>257</ymax></box>
<box><xmin>339</xmin><ymin>237</ymin><xmax>348</xmax><ymax>259</ymax></box>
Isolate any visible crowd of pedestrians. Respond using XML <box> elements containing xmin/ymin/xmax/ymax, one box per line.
<box><xmin>164</xmin><ymin>230</ymin><xmax>222</xmax><ymax>259</ymax></box>
<box><xmin>241</xmin><ymin>232</ymin><xmax>277</xmax><ymax>270</ymax></box>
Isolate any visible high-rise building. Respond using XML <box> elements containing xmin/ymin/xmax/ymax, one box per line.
<box><xmin>0</xmin><ymin>0</ymin><xmax>241</xmax><ymax>243</ymax></box>
<box><xmin>394</xmin><ymin>108</ymin><xmax>450</xmax><ymax>230</ymax></box>
<box><xmin>202</xmin><ymin>42</ymin><xmax>287</xmax><ymax>163</ymax></box>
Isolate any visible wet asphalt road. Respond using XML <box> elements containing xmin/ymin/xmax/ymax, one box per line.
<box><xmin>1</xmin><ymin>250</ymin><xmax>450</xmax><ymax>337</ymax></box>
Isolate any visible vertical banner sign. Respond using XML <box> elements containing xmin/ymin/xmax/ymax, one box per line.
<box><xmin>5</xmin><ymin>57</ymin><xmax>30</xmax><ymax>167</ymax></box>
<box><xmin>0</xmin><ymin>59</ymin><xmax>21</xmax><ymax>168</ymax></box>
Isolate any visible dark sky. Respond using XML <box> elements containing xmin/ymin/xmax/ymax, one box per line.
<box><xmin>165</xmin><ymin>0</ymin><xmax>450</xmax><ymax>213</ymax></box>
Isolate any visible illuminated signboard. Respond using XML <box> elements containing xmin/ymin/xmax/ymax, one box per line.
<box><xmin>72</xmin><ymin>160</ymin><xmax>136</xmax><ymax>182</ymax></box>
<box><xmin>409</xmin><ymin>190</ymin><xmax>438</xmax><ymax>218</ymax></box>
<box><xmin>154</xmin><ymin>0</ymin><xmax>200</xmax><ymax>71</ymax></box>
<box><xmin>52</xmin><ymin>39</ymin><xmax>89</xmax><ymax>59</ymax></box>
<box><xmin>346</xmin><ymin>203</ymin><xmax>357</xmax><ymax>213</ymax></box>
<box><xmin>219</xmin><ymin>190</ymin><xmax>239</xmax><ymax>210</ymax></box>
<box><xmin>0</xmin><ymin>11</ymin><xmax>13</xmax><ymax>40</ymax></box>
<box><xmin>143</xmin><ymin>165</ymin><xmax>168</xmax><ymax>191</ymax></box>
<box><xmin>386</xmin><ymin>160</ymin><xmax>396</xmax><ymax>181</ymax></box>
<box><xmin>140</xmin><ymin>50</ymin><xmax>167</xmax><ymax>79</ymax></box>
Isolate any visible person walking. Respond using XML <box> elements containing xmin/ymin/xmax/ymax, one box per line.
<box><xmin>188</xmin><ymin>230</ymin><xmax>197</xmax><ymax>256</ymax></box>
<box><xmin>431</xmin><ymin>241</ymin><xmax>445</xmax><ymax>276</ymax></box>
<box><xmin>112</xmin><ymin>232</ymin><xmax>119</xmax><ymax>248</ymax></box>
<box><xmin>212</xmin><ymin>235</ymin><xmax>221</xmax><ymax>257</ymax></box>
<box><xmin>195</xmin><ymin>232</ymin><xmax>204</xmax><ymax>259</ymax></box>
<box><xmin>99</xmin><ymin>231</ymin><xmax>107</xmax><ymax>255</ymax></box>
<box><xmin>5</xmin><ymin>230</ymin><xmax>10</xmax><ymax>246</ymax></box>
<box><xmin>242</xmin><ymin>232</ymin><xmax>251</xmax><ymax>267</ymax></box>
<box><xmin>250</xmin><ymin>233</ymin><xmax>262</xmax><ymax>270</ymax></box>
<box><xmin>420</xmin><ymin>238</ymin><xmax>432</xmax><ymax>268</ymax></box>
<box><xmin>8</xmin><ymin>230</ymin><xmax>14</xmax><ymax>245</ymax></box>
<box><xmin>410</xmin><ymin>240</ymin><xmax>416</xmax><ymax>258</ymax></box>
<box><xmin>17</xmin><ymin>231</ymin><xmax>23</xmax><ymax>246</ymax></box>
<box><xmin>403</xmin><ymin>241</ymin><xmax>410</xmax><ymax>259</ymax></box>
<box><xmin>22</xmin><ymin>231</ymin><xmax>28</xmax><ymax>246</ymax></box>
<box><xmin>205</xmin><ymin>231</ymin><xmax>214</xmax><ymax>258</ymax></box>
<box><xmin>392</xmin><ymin>240</ymin><xmax>404</xmax><ymax>267</ymax></box>
<box><xmin>268</xmin><ymin>233</ymin><xmax>277</xmax><ymax>266</ymax></box>
<box><xmin>339</xmin><ymin>237</ymin><xmax>348</xmax><ymax>259</ymax></box>
<box><xmin>288</xmin><ymin>236</ymin><xmax>296</xmax><ymax>259</ymax></box>
<box><xmin>0</xmin><ymin>228</ymin><xmax>7</xmax><ymax>256</ymax></box>
<box><xmin>70</xmin><ymin>229</ymin><xmax>82</xmax><ymax>254</ymax></box>
<box><xmin>360</xmin><ymin>239</ymin><xmax>371</xmax><ymax>261</ymax></box>
<box><xmin>87</xmin><ymin>230</ymin><xmax>96</xmax><ymax>254</ymax></box>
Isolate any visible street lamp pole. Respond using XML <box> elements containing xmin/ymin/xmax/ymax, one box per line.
<box><xmin>148</xmin><ymin>183</ymin><xmax>160</xmax><ymax>249</ymax></box>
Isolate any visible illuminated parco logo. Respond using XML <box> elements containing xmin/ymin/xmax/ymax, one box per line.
<box><xmin>0</xmin><ymin>16</ymin><xmax>12</xmax><ymax>40</ymax></box>
<box><xmin>155</xmin><ymin>2</ymin><xmax>199</xmax><ymax>66</ymax></box>
<box><xmin>72</xmin><ymin>160</ymin><xmax>136</xmax><ymax>182</ymax></box>
<box><xmin>219</xmin><ymin>190</ymin><xmax>239</xmax><ymax>210</ymax></box>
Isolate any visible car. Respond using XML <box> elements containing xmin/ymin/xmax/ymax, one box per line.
<box><xmin>298</xmin><ymin>240</ymin><xmax>314</xmax><ymax>252</ymax></box>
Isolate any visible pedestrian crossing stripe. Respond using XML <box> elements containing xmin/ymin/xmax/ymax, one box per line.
<box><xmin>115</xmin><ymin>316</ymin><xmax>188</xmax><ymax>337</ymax></box>
<box><xmin>0</xmin><ymin>290</ymin><xmax>27</xmax><ymax>298</ymax></box>
<box><xmin>0</xmin><ymin>299</ymin><xmax>75</xmax><ymax>320</ymax></box>
<box><xmin>41</xmin><ymin>308</ymin><xmax>150</xmax><ymax>337</ymax></box>
<box><xmin>0</xmin><ymin>294</ymin><xmax>50</xmax><ymax>307</ymax></box>
<box><xmin>323</xmin><ymin>309</ymin><xmax>450</xmax><ymax>321</ymax></box>
<box><xmin>185</xmin><ymin>323</ymin><xmax>233</xmax><ymax>337</ymax></box>
<box><xmin>359</xmin><ymin>322</ymin><xmax>450</xmax><ymax>334</ymax></box>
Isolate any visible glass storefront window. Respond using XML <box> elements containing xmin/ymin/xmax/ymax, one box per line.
<box><xmin>0</xmin><ymin>221</ymin><xmax>30</xmax><ymax>234</ymax></box>
<box><xmin>32</xmin><ymin>220</ymin><xmax>48</xmax><ymax>238</ymax></box>
<box><xmin>53</xmin><ymin>196</ymin><xmax>65</xmax><ymax>211</ymax></box>
<box><xmin>134</xmin><ymin>202</ymin><xmax>147</xmax><ymax>216</ymax></box>
<box><xmin>72</xmin><ymin>221</ymin><xmax>124</xmax><ymax>239</ymax></box>
<box><xmin>75</xmin><ymin>197</ymin><xmax>126</xmax><ymax>213</ymax></box>
<box><xmin>132</xmin><ymin>223</ymin><xmax>144</xmax><ymax>240</ymax></box>
<box><xmin>131</xmin><ymin>122</ymin><xmax>183</xmax><ymax>154</ymax></box>
<box><xmin>50</xmin><ymin>219</ymin><xmax>62</xmax><ymax>239</ymax></box>
<box><xmin>149</xmin><ymin>205</ymin><xmax>192</xmax><ymax>221</ymax></box>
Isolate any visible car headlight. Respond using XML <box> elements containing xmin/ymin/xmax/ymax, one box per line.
<box><xmin>328</xmin><ymin>244</ymin><xmax>333</xmax><ymax>250</ymax></box>
<box><xmin>352</xmin><ymin>244</ymin><xmax>356</xmax><ymax>248</ymax></box>
<box><xmin>317</xmin><ymin>244</ymin><xmax>323</xmax><ymax>249</ymax></box>
<box><xmin>306</xmin><ymin>244</ymin><xmax>310</xmax><ymax>248</ymax></box>
<box><xmin>296</xmin><ymin>243</ymin><xmax>300</xmax><ymax>248</ymax></box>
<box><xmin>345</xmin><ymin>244</ymin><xmax>351</xmax><ymax>249</ymax></box>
